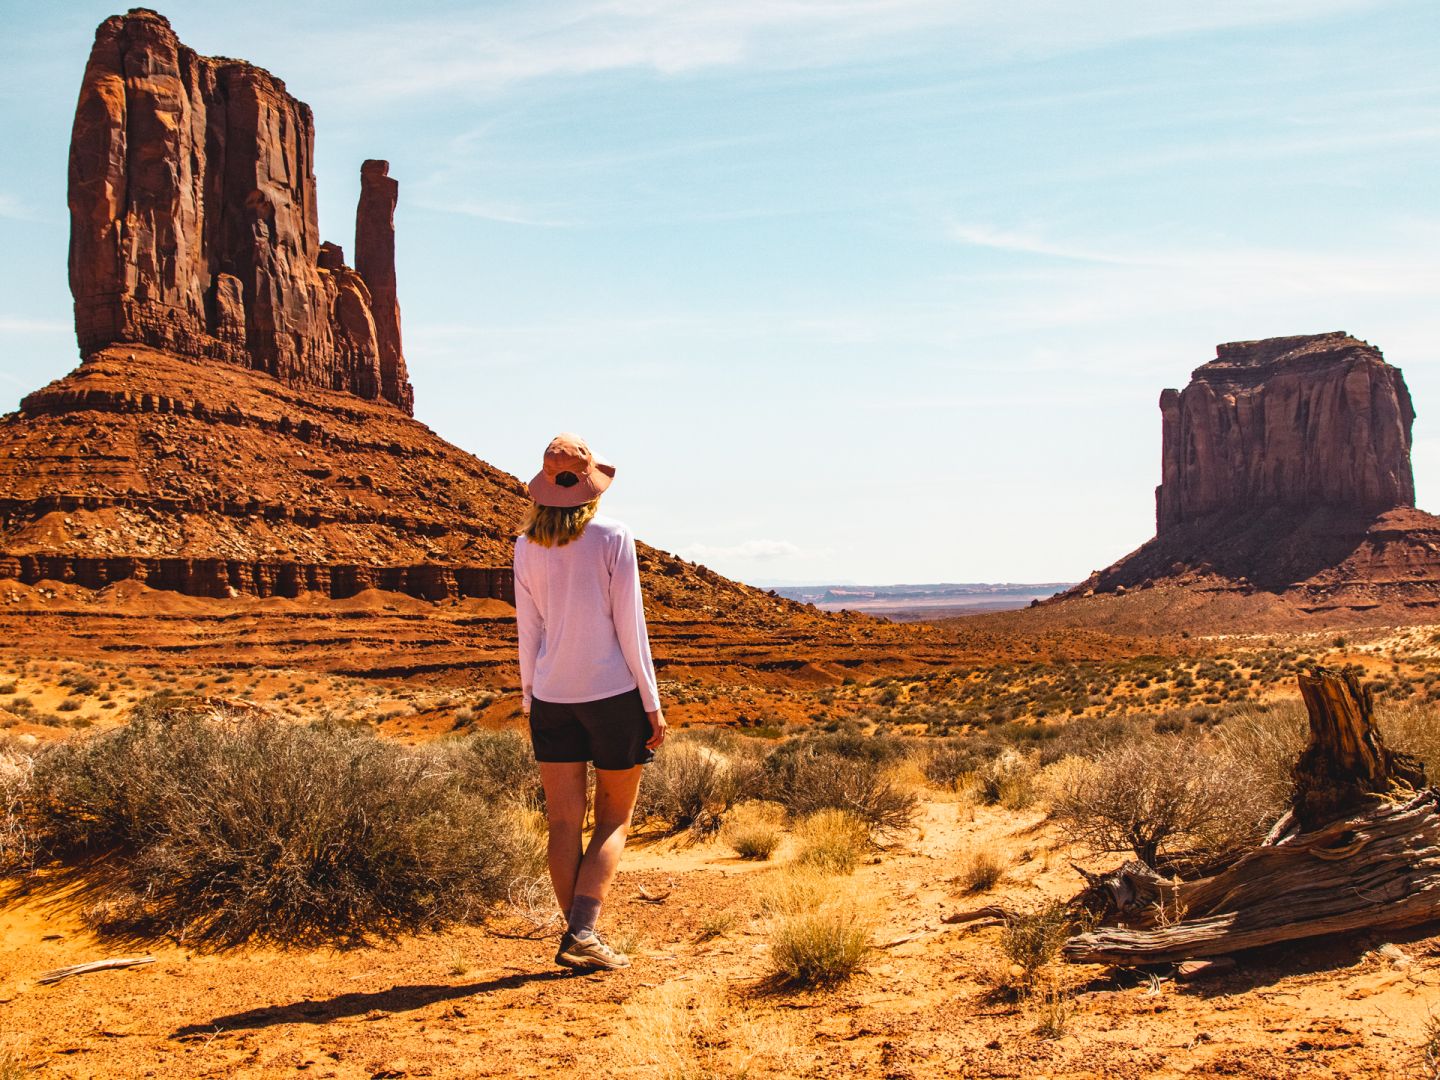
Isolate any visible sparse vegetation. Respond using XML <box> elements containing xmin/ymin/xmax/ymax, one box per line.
<box><xmin>11</xmin><ymin>706</ymin><xmax>547</xmax><ymax>946</ymax></box>
<box><xmin>764</xmin><ymin>735</ymin><xmax>918</xmax><ymax>839</ymax></box>
<box><xmin>1050</xmin><ymin>733</ymin><xmax>1279</xmax><ymax>873</ymax></box>
<box><xmin>635</xmin><ymin>737</ymin><xmax>737</xmax><ymax>834</ymax></box>
<box><xmin>956</xmin><ymin>846</ymin><xmax>1007</xmax><ymax>893</ymax></box>
<box><xmin>1000</xmin><ymin>899</ymin><xmax>1075</xmax><ymax>989</ymax></box>
<box><xmin>792</xmin><ymin>807</ymin><xmax>870</xmax><ymax>875</ymax></box>
<box><xmin>720</xmin><ymin>800</ymin><xmax>786</xmax><ymax>860</ymax></box>
<box><xmin>616</xmin><ymin>978</ymin><xmax>799</xmax><ymax>1078</ymax></box>
<box><xmin>761</xmin><ymin>868</ymin><xmax>873</xmax><ymax>988</ymax></box>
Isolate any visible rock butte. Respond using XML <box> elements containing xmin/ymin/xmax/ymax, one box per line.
<box><xmin>69</xmin><ymin>9</ymin><xmax>413</xmax><ymax>412</ymax></box>
<box><xmin>0</xmin><ymin>8</ymin><xmax>804</xmax><ymax>626</ymax></box>
<box><xmin>1032</xmin><ymin>333</ymin><xmax>1440</xmax><ymax>629</ymax></box>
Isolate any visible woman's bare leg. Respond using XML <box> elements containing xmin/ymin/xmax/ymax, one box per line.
<box><xmin>573</xmin><ymin>765</ymin><xmax>644</xmax><ymax>909</ymax></box>
<box><xmin>537</xmin><ymin>761</ymin><xmax>589</xmax><ymax>916</ymax></box>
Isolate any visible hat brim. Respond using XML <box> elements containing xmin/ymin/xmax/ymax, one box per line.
<box><xmin>528</xmin><ymin>457</ymin><xmax>614</xmax><ymax>507</ymax></box>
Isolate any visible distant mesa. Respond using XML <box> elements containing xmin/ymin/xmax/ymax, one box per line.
<box><xmin>1037</xmin><ymin>332</ymin><xmax>1440</xmax><ymax>628</ymax></box>
<box><xmin>1155</xmin><ymin>333</ymin><xmax>1414</xmax><ymax>533</ymax></box>
<box><xmin>0</xmin><ymin>9</ymin><xmax>792</xmax><ymax>624</ymax></box>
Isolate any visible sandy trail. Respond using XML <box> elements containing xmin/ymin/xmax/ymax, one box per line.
<box><xmin>1</xmin><ymin>800</ymin><xmax>1436</xmax><ymax>1078</ymax></box>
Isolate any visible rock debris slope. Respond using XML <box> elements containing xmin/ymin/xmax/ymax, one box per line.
<box><xmin>1036</xmin><ymin>333</ymin><xmax>1440</xmax><ymax>628</ymax></box>
<box><xmin>0</xmin><ymin>8</ymin><xmax>795</xmax><ymax>623</ymax></box>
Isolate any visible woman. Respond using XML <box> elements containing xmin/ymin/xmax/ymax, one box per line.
<box><xmin>513</xmin><ymin>432</ymin><xmax>666</xmax><ymax>972</ymax></box>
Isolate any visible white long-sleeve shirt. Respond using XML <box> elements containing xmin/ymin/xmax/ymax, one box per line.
<box><xmin>513</xmin><ymin>515</ymin><xmax>661</xmax><ymax>714</ymax></box>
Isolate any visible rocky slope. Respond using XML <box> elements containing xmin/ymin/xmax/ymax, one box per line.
<box><xmin>1031</xmin><ymin>333</ymin><xmax>1440</xmax><ymax>630</ymax></box>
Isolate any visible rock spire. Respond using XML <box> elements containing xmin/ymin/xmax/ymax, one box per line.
<box><xmin>67</xmin><ymin>8</ymin><xmax>414</xmax><ymax>413</ymax></box>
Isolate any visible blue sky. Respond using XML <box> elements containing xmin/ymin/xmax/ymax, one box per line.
<box><xmin>1</xmin><ymin>0</ymin><xmax>1436</xmax><ymax>585</ymax></box>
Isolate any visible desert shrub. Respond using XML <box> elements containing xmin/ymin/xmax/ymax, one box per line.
<box><xmin>763</xmin><ymin>742</ymin><xmax>918</xmax><ymax>839</ymax></box>
<box><xmin>720</xmin><ymin>800</ymin><xmax>786</xmax><ymax>860</ymax></box>
<box><xmin>1050</xmin><ymin>733</ymin><xmax>1277</xmax><ymax>872</ymax></box>
<box><xmin>978</xmin><ymin>749</ymin><xmax>1038</xmax><ymax>810</ymax></box>
<box><xmin>956</xmin><ymin>847</ymin><xmax>1006</xmax><ymax>893</ymax></box>
<box><xmin>1000</xmin><ymin>899</ymin><xmax>1074</xmax><ymax>986</ymax></box>
<box><xmin>18</xmin><ymin>708</ymin><xmax>545</xmax><ymax>946</ymax></box>
<box><xmin>441</xmin><ymin>729</ymin><xmax>542</xmax><ymax>809</ymax></box>
<box><xmin>767</xmin><ymin>900</ymin><xmax>872</xmax><ymax>988</ymax></box>
<box><xmin>635</xmin><ymin>738</ymin><xmax>736</xmax><ymax>834</ymax></box>
<box><xmin>0</xmin><ymin>749</ymin><xmax>33</xmax><ymax>874</ymax></box>
<box><xmin>922</xmin><ymin>740</ymin><xmax>994</xmax><ymax>790</ymax></box>
<box><xmin>792</xmin><ymin>808</ymin><xmax>870</xmax><ymax>874</ymax></box>
<box><xmin>761</xmin><ymin>869</ymin><xmax>872</xmax><ymax>988</ymax></box>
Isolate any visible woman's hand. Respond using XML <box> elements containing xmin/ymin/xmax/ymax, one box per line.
<box><xmin>645</xmin><ymin>708</ymin><xmax>668</xmax><ymax>750</ymax></box>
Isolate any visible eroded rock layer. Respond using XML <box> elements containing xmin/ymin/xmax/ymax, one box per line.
<box><xmin>68</xmin><ymin>8</ymin><xmax>415</xmax><ymax>413</ymax></box>
<box><xmin>0</xmin><ymin>348</ymin><xmax>797</xmax><ymax>619</ymax></box>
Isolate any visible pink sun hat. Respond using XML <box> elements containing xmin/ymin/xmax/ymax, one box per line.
<box><xmin>528</xmin><ymin>432</ymin><xmax>616</xmax><ymax>507</ymax></box>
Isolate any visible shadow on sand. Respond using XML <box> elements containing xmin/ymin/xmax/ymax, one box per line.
<box><xmin>171</xmin><ymin>968</ymin><xmax>577</xmax><ymax>1038</ymax></box>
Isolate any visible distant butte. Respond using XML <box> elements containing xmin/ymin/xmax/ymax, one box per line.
<box><xmin>1028</xmin><ymin>333</ymin><xmax>1440</xmax><ymax>629</ymax></box>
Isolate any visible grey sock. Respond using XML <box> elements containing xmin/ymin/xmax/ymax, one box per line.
<box><xmin>567</xmin><ymin>894</ymin><xmax>602</xmax><ymax>938</ymax></box>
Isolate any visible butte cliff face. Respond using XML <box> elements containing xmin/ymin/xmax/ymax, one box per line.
<box><xmin>1037</xmin><ymin>333</ymin><xmax>1440</xmax><ymax>629</ymax></box>
<box><xmin>1156</xmin><ymin>333</ymin><xmax>1414</xmax><ymax>532</ymax></box>
<box><xmin>68</xmin><ymin>9</ymin><xmax>413</xmax><ymax>413</ymax></box>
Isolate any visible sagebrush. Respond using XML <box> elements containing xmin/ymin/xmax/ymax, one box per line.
<box><xmin>13</xmin><ymin>708</ymin><xmax>545</xmax><ymax>946</ymax></box>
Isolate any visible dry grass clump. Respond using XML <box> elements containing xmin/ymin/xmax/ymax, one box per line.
<box><xmin>955</xmin><ymin>846</ymin><xmax>1007</xmax><ymax>893</ymax></box>
<box><xmin>1000</xmin><ymin>899</ymin><xmax>1075</xmax><ymax>988</ymax></box>
<box><xmin>0</xmin><ymin>748</ymin><xmax>33</xmax><ymax>875</ymax></box>
<box><xmin>792</xmin><ymin>808</ymin><xmax>870</xmax><ymax>875</ymax></box>
<box><xmin>13</xmin><ymin>707</ymin><xmax>546</xmax><ymax>946</ymax></box>
<box><xmin>615</xmin><ymin>978</ymin><xmax>802</xmax><ymax>1078</ymax></box>
<box><xmin>1380</xmin><ymin>703</ymin><xmax>1440</xmax><ymax>778</ymax></box>
<box><xmin>720</xmin><ymin>800</ymin><xmax>786</xmax><ymax>860</ymax></box>
<box><xmin>1213</xmin><ymin>701</ymin><xmax>1307</xmax><ymax>809</ymax></box>
<box><xmin>760</xmin><ymin>868</ymin><xmax>873</xmax><ymax>988</ymax></box>
<box><xmin>1050</xmin><ymin>733</ymin><xmax>1278</xmax><ymax>873</ymax></box>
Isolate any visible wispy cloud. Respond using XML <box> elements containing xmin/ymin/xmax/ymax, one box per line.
<box><xmin>682</xmin><ymin>538</ymin><xmax>804</xmax><ymax>563</ymax></box>
<box><xmin>430</xmin><ymin>199</ymin><xmax>578</xmax><ymax>228</ymax></box>
<box><xmin>293</xmin><ymin>0</ymin><xmax>1388</xmax><ymax>101</ymax></box>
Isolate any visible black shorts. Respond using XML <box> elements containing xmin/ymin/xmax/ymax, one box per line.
<box><xmin>529</xmin><ymin>688</ymin><xmax>654</xmax><ymax>771</ymax></box>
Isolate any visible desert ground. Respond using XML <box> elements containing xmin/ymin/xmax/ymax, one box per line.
<box><xmin>3</xmin><ymin>584</ymin><xmax>1440</xmax><ymax>1079</ymax></box>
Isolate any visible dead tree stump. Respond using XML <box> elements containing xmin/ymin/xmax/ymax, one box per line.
<box><xmin>1064</xmin><ymin>668</ymin><xmax>1438</xmax><ymax>966</ymax></box>
<box><xmin>1292</xmin><ymin>668</ymin><xmax>1426</xmax><ymax>831</ymax></box>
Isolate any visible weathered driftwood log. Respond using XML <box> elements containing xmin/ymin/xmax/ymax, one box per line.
<box><xmin>1064</xmin><ymin>668</ymin><xmax>1437</xmax><ymax>965</ymax></box>
<box><xmin>1064</xmin><ymin>789</ymin><xmax>1440</xmax><ymax>963</ymax></box>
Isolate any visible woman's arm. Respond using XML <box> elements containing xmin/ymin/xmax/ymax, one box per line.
<box><xmin>609</xmin><ymin>527</ymin><xmax>662</xmax><ymax>717</ymax></box>
<box><xmin>513</xmin><ymin>541</ymin><xmax>542</xmax><ymax>714</ymax></box>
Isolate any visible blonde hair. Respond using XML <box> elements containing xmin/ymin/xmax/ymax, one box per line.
<box><xmin>522</xmin><ymin>498</ymin><xmax>600</xmax><ymax>547</ymax></box>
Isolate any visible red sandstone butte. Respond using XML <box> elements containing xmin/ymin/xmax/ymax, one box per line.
<box><xmin>68</xmin><ymin>8</ymin><xmax>414</xmax><ymax>413</ymax></box>
<box><xmin>1033</xmin><ymin>332</ymin><xmax>1440</xmax><ymax>627</ymax></box>
<box><xmin>1156</xmin><ymin>333</ymin><xmax>1414</xmax><ymax>532</ymax></box>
